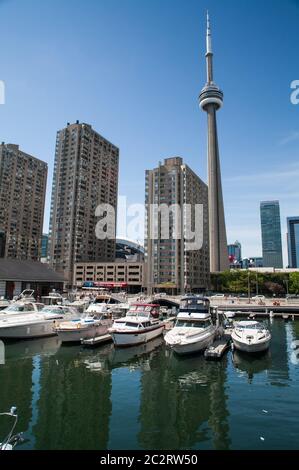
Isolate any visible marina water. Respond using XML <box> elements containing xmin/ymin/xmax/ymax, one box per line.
<box><xmin>0</xmin><ymin>319</ymin><xmax>298</xmax><ymax>450</ymax></box>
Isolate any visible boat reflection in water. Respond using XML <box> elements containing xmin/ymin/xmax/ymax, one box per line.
<box><xmin>3</xmin><ymin>336</ymin><xmax>62</xmax><ymax>360</ymax></box>
<box><xmin>232</xmin><ymin>349</ymin><xmax>272</xmax><ymax>383</ymax></box>
<box><xmin>83</xmin><ymin>336</ymin><xmax>164</xmax><ymax>373</ymax></box>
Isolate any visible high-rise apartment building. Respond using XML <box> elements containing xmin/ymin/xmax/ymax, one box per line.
<box><xmin>0</xmin><ymin>143</ymin><xmax>47</xmax><ymax>260</ymax></box>
<box><xmin>0</xmin><ymin>230</ymin><xmax>5</xmax><ymax>258</ymax></box>
<box><xmin>260</xmin><ymin>201</ymin><xmax>283</xmax><ymax>268</ymax></box>
<box><xmin>287</xmin><ymin>217</ymin><xmax>299</xmax><ymax>268</ymax></box>
<box><xmin>49</xmin><ymin>122</ymin><xmax>119</xmax><ymax>285</ymax></box>
<box><xmin>145</xmin><ymin>157</ymin><xmax>209</xmax><ymax>294</ymax></box>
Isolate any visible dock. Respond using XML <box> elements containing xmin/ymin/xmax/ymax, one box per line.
<box><xmin>81</xmin><ymin>334</ymin><xmax>112</xmax><ymax>348</ymax></box>
<box><xmin>204</xmin><ymin>335</ymin><xmax>231</xmax><ymax>360</ymax></box>
<box><xmin>214</xmin><ymin>304</ymin><xmax>299</xmax><ymax>318</ymax></box>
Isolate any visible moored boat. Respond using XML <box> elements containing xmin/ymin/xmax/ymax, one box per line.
<box><xmin>164</xmin><ymin>296</ymin><xmax>217</xmax><ymax>355</ymax></box>
<box><xmin>54</xmin><ymin>312</ymin><xmax>112</xmax><ymax>343</ymax></box>
<box><xmin>0</xmin><ymin>294</ymin><xmax>44</xmax><ymax>320</ymax></box>
<box><xmin>86</xmin><ymin>294</ymin><xmax>120</xmax><ymax>315</ymax></box>
<box><xmin>231</xmin><ymin>320</ymin><xmax>271</xmax><ymax>353</ymax></box>
<box><xmin>0</xmin><ymin>305</ymin><xmax>78</xmax><ymax>340</ymax></box>
<box><xmin>108</xmin><ymin>303</ymin><xmax>164</xmax><ymax>347</ymax></box>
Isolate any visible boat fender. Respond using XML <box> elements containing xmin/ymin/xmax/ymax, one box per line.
<box><xmin>77</xmin><ymin>323</ymin><xmax>81</xmax><ymax>329</ymax></box>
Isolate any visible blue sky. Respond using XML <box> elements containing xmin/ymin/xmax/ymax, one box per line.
<box><xmin>0</xmin><ymin>0</ymin><xmax>298</xmax><ymax>264</ymax></box>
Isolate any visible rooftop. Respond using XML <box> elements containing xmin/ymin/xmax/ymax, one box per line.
<box><xmin>0</xmin><ymin>260</ymin><xmax>65</xmax><ymax>282</ymax></box>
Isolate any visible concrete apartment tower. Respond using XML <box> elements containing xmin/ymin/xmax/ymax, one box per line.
<box><xmin>49</xmin><ymin>122</ymin><xmax>119</xmax><ymax>285</ymax></box>
<box><xmin>199</xmin><ymin>13</ymin><xmax>229</xmax><ymax>272</ymax></box>
<box><xmin>0</xmin><ymin>143</ymin><xmax>47</xmax><ymax>260</ymax></box>
<box><xmin>145</xmin><ymin>157</ymin><xmax>210</xmax><ymax>295</ymax></box>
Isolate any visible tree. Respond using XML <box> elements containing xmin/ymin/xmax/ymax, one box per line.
<box><xmin>289</xmin><ymin>272</ymin><xmax>299</xmax><ymax>295</ymax></box>
<box><xmin>264</xmin><ymin>281</ymin><xmax>285</xmax><ymax>296</ymax></box>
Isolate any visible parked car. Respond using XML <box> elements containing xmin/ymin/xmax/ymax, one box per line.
<box><xmin>252</xmin><ymin>295</ymin><xmax>265</xmax><ymax>300</ymax></box>
<box><xmin>210</xmin><ymin>294</ymin><xmax>225</xmax><ymax>299</ymax></box>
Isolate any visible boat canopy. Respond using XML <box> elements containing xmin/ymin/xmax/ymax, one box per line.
<box><xmin>177</xmin><ymin>312</ymin><xmax>211</xmax><ymax>320</ymax></box>
<box><xmin>179</xmin><ymin>296</ymin><xmax>210</xmax><ymax>312</ymax></box>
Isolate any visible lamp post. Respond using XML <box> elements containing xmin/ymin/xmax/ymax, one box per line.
<box><xmin>248</xmin><ymin>271</ymin><xmax>251</xmax><ymax>303</ymax></box>
<box><xmin>284</xmin><ymin>279</ymin><xmax>289</xmax><ymax>301</ymax></box>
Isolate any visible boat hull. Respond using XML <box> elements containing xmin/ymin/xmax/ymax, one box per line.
<box><xmin>169</xmin><ymin>331</ymin><xmax>216</xmax><ymax>356</ymax></box>
<box><xmin>232</xmin><ymin>335</ymin><xmax>270</xmax><ymax>353</ymax></box>
<box><xmin>56</xmin><ymin>323</ymin><xmax>110</xmax><ymax>343</ymax></box>
<box><xmin>111</xmin><ymin>324</ymin><xmax>164</xmax><ymax>347</ymax></box>
<box><xmin>0</xmin><ymin>321</ymin><xmax>57</xmax><ymax>339</ymax></box>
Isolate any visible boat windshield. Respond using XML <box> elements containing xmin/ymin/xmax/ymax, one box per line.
<box><xmin>176</xmin><ymin>319</ymin><xmax>211</xmax><ymax>328</ymax></box>
<box><xmin>3</xmin><ymin>303</ymin><xmax>35</xmax><ymax>312</ymax></box>
<box><xmin>125</xmin><ymin>322</ymin><xmax>139</xmax><ymax>328</ymax></box>
<box><xmin>94</xmin><ymin>298</ymin><xmax>109</xmax><ymax>304</ymax></box>
<box><xmin>128</xmin><ymin>305</ymin><xmax>159</xmax><ymax>317</ymax></box>
<box><xmin>180</xmin><ymin>299</ymin><xmax>209</xmax><ymax>311</ymax></box>
<box><xmin>236</xmin><ymin>322</ymin><xmax>265</xmax><ymax>330</ymax></box>
<box><xmin>41</xmin><ymin>307</ymin><xmax>67</xmax><ymax>314</ymax></box>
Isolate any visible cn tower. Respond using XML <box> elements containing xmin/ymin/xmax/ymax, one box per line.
<box><xmin>199</xmin><ymin>12</ymin><xmax>229</xmax><ymax>272</ymax></box>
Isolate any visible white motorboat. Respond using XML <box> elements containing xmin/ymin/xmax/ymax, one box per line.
<box><xmin>85</xmin><ymin>294</ymin><xmax>119</xmax><ymax>315</ymax></box>
<box><xmin>231</xmin><ymin>320</ymin><xmax>271</xmax><ymax>353</ymax></box>
<box><xmin>108</xmin><ymin>303</ymin><xmax>164</xmax><ymax>347</ymax></box>
<box><xmin>40</xmin><ymin>290</ymin><xmax>64</xmax><ymax>306</ymax></box>
<box><xmin>0</xmin><ymin>297</ymin><xmax>44</xmax><ymax>319</ymax></box>
<box><xmin>54</xmin><ymin>312</ymin><xmax>112</xmax><ymax>343</ymax></box>
<box><xmin>12</xmin><ymin>289</ymin><xmax>36</xmax><ymax>302</ymax></box>
<box><xmin>108</xmin><ymin>302</ymin><xmax>130</xmax><ymax>317</ymax></box>
<box><xmin>0</xmin><ymin>305</ymin><xmax>78</xmax><ymax>339</ymax></box>
<box><xmin>223</xmin><ymin>311</ymin><xmax>235</xmax><ymax>319</ymax></box>
<box><xmin>164</xmin><ymin>296</ymin><xmax>217</xmax><ymax>355</ymax></box>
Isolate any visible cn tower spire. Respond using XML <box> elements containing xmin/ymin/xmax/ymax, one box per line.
<box><xmin>206</xmin><ymin>11</ymin><xmax>213</xmax><ymax>82</ymax></box>
<box><xmin>206</xmin><ymin>11</ymin><xmax>212</xmax><ymax>54</ymax></box>
<box><xmin>198</xmin><ymin>13</ymin><xmax>229</xmax><ymax>272</ymax></box>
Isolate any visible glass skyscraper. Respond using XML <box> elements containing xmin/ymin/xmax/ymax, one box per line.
<box><xmin>287</xmin><ymin>217</ymin><xmax>299</xmax><ymax>268</ymax></box>
<box><xmin>228</xmin><ymin>240</ymin><xmax>242</xmax><ymax>262</ymax></box>
<box><xmin>260</xmin><ymin>201</ymin><xmax>283</xmax><ymax>268</ymax></box>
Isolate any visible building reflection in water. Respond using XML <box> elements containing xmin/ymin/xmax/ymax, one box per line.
<box><xmin>137</xmin><ymin>348</ymin><xmax>231</xmax><ymax>450</ymax></box>
<box><xmin>0</xmin><ymin>353</ymin><xmax>33</xmax><ymax>440</ymax></box>
<box><xmin>32</xmin><ymin>343</ymin><xmax>113</xmax><ymax>449</ymax></box>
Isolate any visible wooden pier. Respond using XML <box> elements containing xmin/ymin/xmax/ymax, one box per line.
<box><xmin>81</xmin><ymin>334</ymin><xmax>112</xmax><ymax>348</ymax></box>
<box><xmin>204</xmin><ymin>334</ymin><xmax>231</xmax><ymax>360</ymax></box>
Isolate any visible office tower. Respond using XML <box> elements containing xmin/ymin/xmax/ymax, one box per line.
<box><xmin>228</xmin><ymin>240</ymin><xmax>242</xmax><ymax>263</ymax></box>
<box><xmin>199</xmin><ymin>13</ymin><xmax>229</xmax><ymax>272</ymax></box>
<box><xmin>260</xmin><ymin>201</ymin><xmax>283</xmax><ymax>268</ymax></box>
<box><xmin>0</xmin><ymin>143</ymin><xmax>47</xmax><ymax>260</ymax></box>
<box><xmin>287</xmin><ymin>217</ymin><xmax>299</xmax><ymax>268</ymax></box>
<box><xmin>49</xmin><ymin>121</ymin><xmax>119</xmax><ymax>285</ymax></box>
<box><xmin>145</xmin><ymin>157</ymin><xmax>209</xmax><ymax>294</ymax></box>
